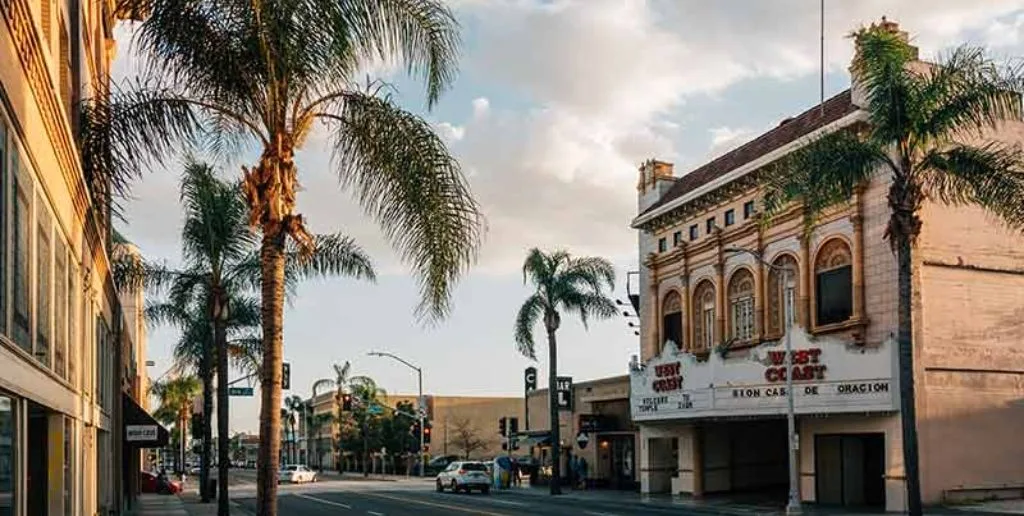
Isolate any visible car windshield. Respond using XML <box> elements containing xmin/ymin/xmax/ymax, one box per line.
<box><xmin>281</xmin><ymin>466</ymin><xmax>298</xmax><ymax>472</ymax></box>
<box><xmin>461</xmin><ymin>463</ymin><xmax>487</xmax><ymax>471</ymax></box>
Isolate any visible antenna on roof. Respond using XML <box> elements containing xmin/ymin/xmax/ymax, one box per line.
<box><xmin>820</xmin><ymin>0</ymin><xmax>825</xmax><ymax>116</ymax></box>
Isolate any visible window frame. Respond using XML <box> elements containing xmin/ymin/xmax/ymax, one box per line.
<box><xmin>814</xmin><ymin>239</ymin><xmax>854</xmax><ymax>327</ymax></box>
<box><xmin>691</xmin><ymin>281</ymin><xmax>716</xmax><ymax>352</ymax></box>
<box><xmin>36</xmin><ymin>192</ymin><xmax>53</xmax><ymax>369</ymax></box>
<box><xmin>657</xmin><ymin>237</ymin><xmax>667</xmax><ymax>253</ymax></box>
<box><xmin>743</xmin><ymin>200</ymin><xmax>756</xmax><ymax>220</ymax></box>
<box><xmin>689</xmin><ymin>224</ymin><xmax>698</xmax><ymax>241</ymax></box>
<box><xmin>672</xmin><ymin>231</ymin><xmax>682</xmax><ymax>247</ymax></box>
<box><xmin>727</xmin><ymin>269</ymin><xmax>755</xmax><ymax>342</ymax></box>
<box><xmin>724</xmin><ymin>209</ymin><xmax>735</xmax><ymax>227</ymax></box>
<box><xmin>11</xmin><ymin>146</ymin><xmax>33</xmax><ymax>353</ymax></box>
<box><xmin>661</xmin><ymin>291</ymin><xmax>683</xmax><ymax>350</ymax></box>
<box><xmin>705</xmin><ymin>217</ymin><xmax>715</xmax><ymax>235</ymax></box>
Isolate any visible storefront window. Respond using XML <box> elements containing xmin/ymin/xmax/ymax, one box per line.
<box><xmin>0</xmin><ymin>394</ymin><xmax>16</xmax><ymax>516</ymax></box>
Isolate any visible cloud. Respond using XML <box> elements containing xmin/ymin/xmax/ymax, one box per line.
<box><xmin>708</xmin><ymin>127</ymin><xmax>757</xmax><ymax>159</ymax></box>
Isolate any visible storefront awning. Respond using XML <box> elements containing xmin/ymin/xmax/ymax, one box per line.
<box><xmin>122</xmin><ymin>394</ymin><xmax>170</xmax><ymax>448</ymax></box>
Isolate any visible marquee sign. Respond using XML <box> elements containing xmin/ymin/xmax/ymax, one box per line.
<box><xmin>629</xmin><ymin>326</ymin><xmax>896</xmax><ymax>421</ymax></box>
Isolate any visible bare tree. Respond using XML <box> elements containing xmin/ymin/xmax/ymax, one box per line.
<box><xmin>450</xmin><ymin>418</ymin><xmax>489</xmax><ymax>460</ymax></box>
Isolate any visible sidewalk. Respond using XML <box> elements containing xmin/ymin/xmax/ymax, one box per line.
<box><xmin>131</xmin><ymin>491</ymin><xmax>250</xmax><ymax>516</ymax></box>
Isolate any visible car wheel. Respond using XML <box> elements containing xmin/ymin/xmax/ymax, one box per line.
<box><xmin>450</xmin><ymin>480</ymin><xmax>459</xmax><ymax>493</ymax></box>
<box><xmin>436</xmin><ymin>480</ymin><xmax>444</xmax><ymax>492</ymax></box>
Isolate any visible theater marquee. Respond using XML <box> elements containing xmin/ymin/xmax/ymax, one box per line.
<box><xmin>629</xmin><ymin>326</ymin><xmax>897</xmax><ymax>421</ymax></box>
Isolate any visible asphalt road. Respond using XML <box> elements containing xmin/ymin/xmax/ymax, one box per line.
<box><xmin>229</xmin><ymin>476</ymin><xmax>743</xmax><ymax>516</ymax></box>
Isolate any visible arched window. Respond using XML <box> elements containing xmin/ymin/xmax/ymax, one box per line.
<box><xmin>692</xmin><ymin>281</ymin><xmax>716</xmax><ymax>352</ymax></box>
<box><xmin>728</xmin><ymin>269</ymin><xmax>754</xmax><ymax>341</ymax></box>
<box><xmin>815</xmin><ymin>239</ymin><xmax>853</xmax><ymax>326</ymax></box>
<box><xmin>661</xmin><ymin>291</ymin><xmax>683</xmax><ymax>350</ymax></box>
<box><xmin>768</xmin><ymin>254</ymin><xmax>798</xmax><ymax>336</ymax></box>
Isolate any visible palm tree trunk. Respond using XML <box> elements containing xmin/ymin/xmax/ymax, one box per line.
<box><xmin>257</xmin><ymin>231</ymin><xmax>287</xmax><ymax>516</ymax></box>
<box><xmin>201</xmin><ymin>340</ymin><xmax>214</xmax><ymax>502</ymax></box>
<box><xmin>215</xmin><ymin>316</ymin><xmax>230</xmax><ymax>516</ymax></box>
<box><xmin>546</xmin><ymin>324</ymin><xmax>562</xmax><ymax>495</ymax></box>
<box><xmin>896</xmin><ymin>235</ymin><xmax>923</xmax><ymax>515</ymax></box>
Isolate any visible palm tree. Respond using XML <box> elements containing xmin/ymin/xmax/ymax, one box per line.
<box><xmin>152</xmin><ymin>376</ymin><xmax>202</xmax><ymax>480</ymax></box>
<box><xmin>121</xmin><ymin>161</ymin><xmax>374</xmax><ymax>514</ymax></box>
<box><xmin>513</xmin><ymin>249</ymin><xmax>617</xmax><ymax>495</ymax></box>
<box><xmin>348</xmin><ymin>376</ymin><xmax>387</xmax><ymax>476</ymax></box>
<box><xmin>284</xmin><ymin>395</ymin><xmax>307</xmax><ymax>464</ymax></box>
<box><xmin>762</xmin><ymin>24</ymin><xmax>1024</xmax><ymax>515</ymax></box>
<box><xmin>83</xmin><ymin>2</ymin><xmax>482</xmax><ymax>511</ymax></box>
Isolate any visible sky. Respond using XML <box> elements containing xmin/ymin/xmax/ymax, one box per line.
<box><xmin>112</xmin><ymin>0</ymin><xmax>1024</xmax><ymax>434</ymax></box>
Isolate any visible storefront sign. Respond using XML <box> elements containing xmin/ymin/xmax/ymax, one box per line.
<box><xmin>126</xmin><ymin>425</ymin><xmax>159</xmax><ymax>442</ymax></box>
<box><xmin>556</xmin><ymin>377</ymin><xmax>573</xmax><ymax>411</ymax></box>
<box><xmin>525</xmin><ymin>367</ymin><xmax>537</xmax><ymax>392</ymax></box>
<box><xmin>629</xmin><ymin>326</ymin><xmax>896</xmax><ymax>421</ymax></box>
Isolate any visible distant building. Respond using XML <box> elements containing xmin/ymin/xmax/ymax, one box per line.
<box><xmin>629</xmin><ymin>19</ymin><xmax>1024</xmax><ymax>512</ymax></box>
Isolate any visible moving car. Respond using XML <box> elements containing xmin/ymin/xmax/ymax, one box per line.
<box><xmin>278</xmin><ymin>464</ymin><xmax>317</xmax><ymax>484</ymax></box>
<box><xmin>435</xmin><ymin>461</ymin><xmax>490</xmax><ymax>494</ymax></box>
<box><xmin>139</xmin><ymin>471</ymin><xmax>183</xmax><ymax>494</ymax></box>
<box><xmin>421</xmin><ymin>455</ymin><xmax>460</xmax><ymax>476</ymax></box>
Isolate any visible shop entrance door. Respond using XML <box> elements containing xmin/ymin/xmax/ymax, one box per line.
<box><xmin>815</xmin><ymin>433</ymin><xmax>885</xmax><ymax>508</ymax></box>
<box><xmin>26</xmin><ymin>403</ymin><xmax>48</xmax><ymax>516</ymax></box>
<box><xmin>609</xmin><ymin>436</ymin><xmax>635</xmax><ymax>490</ymax></box>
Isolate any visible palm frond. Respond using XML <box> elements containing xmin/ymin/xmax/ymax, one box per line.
<box><xmin>562</xmin><ymin>256</ymin><xmax>616</xmax><ymax>293</ymax></box>
<box><xmin>311</xmin><ymin>378</ymin><xmax>336</xmax><ymax>398</ymax></box>
<box><xmin>560</xmin><ymin>291</ymin><xmax>618</xmax><ymax>331</ymax></box>
<box><xmin>322</xmin><ymin>91</ymin><xmax>483</xmax><ymax>321</ymax></box>
<box><xmin>762</xmin><ymin>130</ymin><xmax>888</xmax><ymax>225</ymax></box>
<box><xmin>848</xmin><ymin>24</ymin><xmax>918</xmax><ymax>145</ymax></box>
<box><xmin>513</xmin><ymin>293</ymin><xmax>544</xmax><ymax>360</ymax></box>
<box><xmin>287</xmin><ymin>233</ymin><xmax>376</xmax><ymax>282</ymax></box>
<box><xmin>920</xmin><ymin>142</ymin><xmax>1024</xmax><ymax>227</ymax></box>
<box><xmin>144</xmin><ymin>301</ymin><xmax>193</xmax><ymax>329</ymax></box>
<box><xmin>226</xmin><ymin>336</ymin><xmax>263</xmax><ymax>377</ymax></box>
<box><xmin>521</xmin><ymin>248</ymin><xmax>551</xmax><ymax>287</ymax></box>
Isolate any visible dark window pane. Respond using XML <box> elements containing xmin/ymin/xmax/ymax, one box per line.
<box><xmin>12</xmin><ymin>156</ymin><xmax>31</xmax><ymax>353</ymax></box>
<box><xmin>706</xmin><ymin>218</ymin><xmax>715</xmax><ymax>234</ymax></box>
<box><xmin>461</xmin><ymin>463</ymin><xmax>487</xmax><ymax>471</ymax></box>
<box><xmin>816</xmin><ymin>266</ymin><xmax>852</xmax><ymax>326</ymax></box>
<box><xmin>744</xmin><ymin>201</ymin><xmax>756</xmax><ymax>219</ymax></box>
<box><xmin>724</xmin><ymin>209</ymin><xmax>735</xmax><ymax>226</ymax></box>
<box><xmin>662</xmin><ymin>313</ymin><xmax>682</xmax><ymax>348</ymax></box>
<box><xmin>689</xmin><ymin>225</ymin><xmax>698</xmax><ymax>241</ymax></box>
<box><xmin>658</xmin><ymin>238</ymin><xmax>667</xmax><ymax>253</ymax></box>
<box><xmin>37</xmin><ymin>198</ymin><xmax>51</xmax><ymax>367</ymax></box>
<box><xmin>673</xmin><ymin>231</ymin><xmax>682</xmax><ymax>246</ymax></box>
<box><xmin>0</xmin><ymin>395</ymin><xmax>16</xmax><ymax>516</ymax></box>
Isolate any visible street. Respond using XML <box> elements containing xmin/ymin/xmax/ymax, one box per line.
<box><xmin>225</xmin><ymin>470</ymin><xmax>742</xmax><ymax>516</ymax></box>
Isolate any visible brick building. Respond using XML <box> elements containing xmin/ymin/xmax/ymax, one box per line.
<box><xmin>628</xmin><ymin>21</ymin><xmax>1024</xmax><ymax>512</ymax></box>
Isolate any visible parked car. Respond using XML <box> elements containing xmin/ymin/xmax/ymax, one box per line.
<box><xmin>139</xmin><ymin>471</ymin><xmax>183</xmax><ymax>495</ymax></box>
<box><xmin>278</xmin><ymin>464</ymin><xmax>317</xmax><ymax>484</ymax></box>
<box><xmin>435</xmin><ymin>461</ymin><xmax>490</xmax><ymax>494</ymax></box>
<box><xmin>422</xmin><ymin>455</ymin><xmax>460</xmax><ymax>476</ymax></box>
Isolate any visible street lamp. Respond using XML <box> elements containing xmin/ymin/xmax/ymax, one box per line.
<box><xmin>723</xmin><ymin>247</ymin><xmax>801</xmax><ymax>515</ymax></box>
<box><xmin>367</xmin><ymin>351</ymin><xmax>425</xmax><ymax>477</ymax></box>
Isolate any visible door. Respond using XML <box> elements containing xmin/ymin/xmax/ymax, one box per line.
<box><xmin>814</xmin><ymin>433</ymin><xmax>885</xmax><ymax>508</ymax></box>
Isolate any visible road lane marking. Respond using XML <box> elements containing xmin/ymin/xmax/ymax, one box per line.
<box><xmin>367</xmin><ymin>512</ymin><xmax>384</xmax><ymax>516</ymax></box>
<box><xmin>293</xmin><ymin>493</ymin><xmax>352</xmax><ymax>509</ymax></box>
<box><xmin>353</xmin><ymin>492</ymin><xmax>511</xmax><ymax>516</ymax></box>
<box><xmin>485</xmin><ymin>499</ymin><xmax>529</xmax><ymax>507</ymax></box>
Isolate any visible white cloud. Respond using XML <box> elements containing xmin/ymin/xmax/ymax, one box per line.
<box><xmin>472</xmin><ymin>97</ymin><xmax>490</xmax><ymax>119</ymax></box>
<box><xmin>436</xmin><ymin>122</ymin><xmax>466</xmax><ymax>142</ymax></box>
<box><xmin>707</xmin><ymin>126</ymin><xmax>756</xmax><ymax>159</ymax></box>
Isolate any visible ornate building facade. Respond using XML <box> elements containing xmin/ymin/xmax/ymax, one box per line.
<box><xmin>0</xmin><ymin>0</ymin><xmax>160</xmax><ymax>514</ymax></box>
<box><xmin>629</xmin><ymin>21</ymin><xmax>1024</xmax><ymax>512</ymax></box>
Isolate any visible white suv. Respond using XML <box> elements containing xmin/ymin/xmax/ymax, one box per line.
<box><xmin>436</xmin><ymin>461</ymin><xmax>491</xmax><ymax>493</ymax></box>
<box><xmin>278</xmin><ymin>464</ymin><xmax>317</xmax><ymax>484</ymax></box>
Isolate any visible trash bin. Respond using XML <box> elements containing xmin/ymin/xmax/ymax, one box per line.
<box><xmin>208</xmin><ymin>478</ymin><xmax>217</xmax><ymax>500</ymax></box>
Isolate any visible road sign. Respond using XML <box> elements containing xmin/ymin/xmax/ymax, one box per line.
<box><xmin>576</xmin><ymin>432</ymin><xmax>589</xmax><ymax>449</ymax></box>
<box><xmin>228</xmin><ymin>387</ymin><xmax>254</xmax><ymax>396</ymax></box>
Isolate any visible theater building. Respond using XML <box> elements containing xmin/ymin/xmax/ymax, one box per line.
<box><xmin>629</xmin><ymin>20</ymin><xmax>1024</xmax><ymax>512</ymax></box>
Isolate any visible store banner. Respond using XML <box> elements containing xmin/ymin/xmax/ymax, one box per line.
<box><xmin>629</xmin><ymin>326</ymin><xmax>897</xmax><ymax>421</ymax></box>
<box><xmin>555</xmin><ymin>376</ymin><xmax>573</xmax><ymax>411</ymax></box>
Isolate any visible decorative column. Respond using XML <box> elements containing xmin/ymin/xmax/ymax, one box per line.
<box><xmin>754</xmin><ymin>219</ymin><xmax>765</xmax><ymax>341</ymax></box>
<box><xmin>679</xmin><ymin>244</ymin><xmax>690</xmax><ymax>351</ymax></box>
<box><xmin>851</xmin><ymin>186</ymin><xmax>866</xmax><ymax>321</ymax></box>
<box><xmin>646</xmin><ymin>254</ymin><xmax>660</xmax><ymax>359</ymax></box>
<box><xmin>714</xmin><ymin>233</ymin><xmax>726</xmax><ymax>348</ymax></box>
<box><xmin>799</xmin><ymin>231</ymin><xmax>812</xmax><ymax>330</ymax></box>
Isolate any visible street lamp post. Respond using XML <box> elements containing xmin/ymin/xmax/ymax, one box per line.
<box><xmin>724</xmin><ymin>247</ymin><xmax>801</xmax><ymax>515</ymax></box>
<box><xmin>367</xmin><ymin>351</ymin><xmax>425</xmax><ymax>477</ymax></box>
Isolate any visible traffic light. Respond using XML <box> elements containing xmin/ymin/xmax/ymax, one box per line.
<box><xmin>423</xmin><ymin>423</ymin><xmax>432</xmax><ymax>444</ymax></box>
<box><xmin>509</xmin><ymin>417</ymin><xmax>519</xmax><ymax>436</ymax></box>
<box><xmin>498</xmin><ymin>417</ymin><xmax>507</xmax><ymax>437</ymax></box>
<box><xmin>282</xmin><ymin>362</ymin><xmax>291</xmax><ymax>390</ymax></box>
<box><xmin>341</xmin><ymin>393</ymin><xmax>352</xmax><ymax>411</ymax></box>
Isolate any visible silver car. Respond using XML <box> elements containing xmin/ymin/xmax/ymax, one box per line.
<box><xmin>435</xmin><ymin>461</ymin><xmax>491</xmax><ymax>494</ymax></box>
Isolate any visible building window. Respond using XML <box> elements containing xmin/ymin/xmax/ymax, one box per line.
<box><xmin>661</xmin><ymin>291</ymin><xmax>683</xmax><ymax>350</ymax></box>
<box><xmin>768</xmin><ymin>254</ymin><xmax>798</xmax><ymax>336</ymax></box>
<box><xmin>0</xmin><ymin>118</ymin><xmax>6</xmax><ymax>336</ymax></box>
<box><xmin>68</xmin><ymin>264</ymin><xmax>78</xmax><ymax>389</ymax></box>
<box><xmin>12</xmin><ymin>151</ymin><xmax>32</xmax><ymax>353</ymax></box>
<box><xmin>691</xmin><ymin>280</ymin><xmax>715</xmax><ymax>352</ymax></box>
<box><xmin>0</xmin><ymin>394</ymin><xmax>17</xmax><ymax>515</ymax></box>
<box><xmin>728</xmin><ymin>269</ymin><xmax>754</xmax><ymax>341</ymax></box>
<box><xmin>55</xmin><ymin>240</ymin><xmax>67</xmax><ymax>380</ymax></box>
<box><xmin>37</xmin><ymin>197</ymin><xmax>52</xmax><ymax>368</ymax></box>
<box><xmin>815</xmin><ymin>239</ymin><xmax>853</xmax><ymax>326</ymax></box>
<box><xmin>705</xmin><ymin>217</ymin><xmax>715</xmax><ymax>234</ymax></box>
<box><xmin>672</xmin><ymin>231</ymin><xmax>682</xmax><ymax>247</ymax></box>
<box><xmin>689</xmin><ymin>225</ymin><xmax>698</xmax><ymax>241</ymax></box>
<box><xmin>724</xmin><ymin>209</ymin><xmax>735</xmax><ymax>227</ymax></box>
<box><xmin>657</xmin><ymin>237</ymin><xmax>667</xmax><ymax>253</ymax></box>
<box><xmin>743</xmin><ymin>200</ymin><xmax>756</xmax><ymax>219</ymax></box>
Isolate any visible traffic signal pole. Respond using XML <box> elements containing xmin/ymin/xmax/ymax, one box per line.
<box><xmin>418</xmin><ymin>368</ymin><xmax>425</xmax><ymax>478</ymax></box>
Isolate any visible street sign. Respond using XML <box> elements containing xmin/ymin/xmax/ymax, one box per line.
<box><xmin>576</xmin><ymin>432</ymin><xmax>589</xmax><ymax>449</ymax></box>
<box><xmin>556</xmin><ymin>376</ymin><xmax>573</xmax><ymax>411</ymax></box>
<box><xmin>524</xmin><ymin>367</ymin><xmax>537</xmax><ymax>392</ymax></box>
<box><xmin>282</xmin><ymin>362</ymin><xmax>291</xmax><ymax>390</ymax></box>
<box><xmin>126</xmin><ymin>425</ymin><xmax>158</xmax><ymax>442</ymax></box>
<box><xmin>228</xmin><ymin>387</ymin><xmax>254</xmax><ymax>396</ymax></box>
